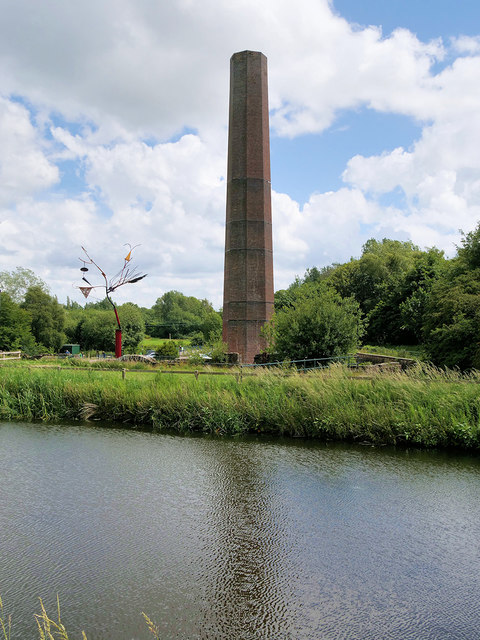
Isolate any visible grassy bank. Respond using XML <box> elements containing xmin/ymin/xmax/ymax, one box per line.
<box><xmin>359</xmin><ymin>344</ymin><xmax>424</xmax><ymax>359</ymax></box>
<box><xmin>0</xmin><ymin>364</ymin><xmax>479</xmax><ymax>450</ymax></box>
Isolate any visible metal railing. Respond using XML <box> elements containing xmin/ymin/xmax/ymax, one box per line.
<box><xmin>241</xmin><ymin>355</ymin><xmax>359</xmax><ymax>371</ymax></box>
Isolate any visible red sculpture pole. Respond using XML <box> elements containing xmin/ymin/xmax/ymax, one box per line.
<box><xmin>112</xmin><ymin>302</ymin><xmax>122</xmax><ymax>358</ymax></box>
<box><xmin>115</xmin><ymin>329</ymin><xmax>122</xmax><ymax>358</ymax></box>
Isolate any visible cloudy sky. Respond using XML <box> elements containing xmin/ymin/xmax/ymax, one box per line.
<box><xmin>1</xmin><ymin>0</ymin><xmax>480</xmax><ymax>309</ymax></box>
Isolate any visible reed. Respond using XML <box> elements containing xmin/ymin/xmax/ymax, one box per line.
<box><xmin>1</xmin><ymin>363</ymin><xmax>479</xmax><ymax>449</ymax></box>
<box><xmin>0</xmin><ymin>595</ymin><xmax>11</xmax><ymax>640</ymax></box>
<box><xmin>35</xmin><ymin>596</ymin><xmax>87</xmax><ymax>640</ymax></box>
<box><xmin>0</xmin><ymin>595</ymin><xmax>160</xmax><ymax>640</ymax></box>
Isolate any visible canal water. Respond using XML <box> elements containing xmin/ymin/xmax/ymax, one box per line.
<box><xmin>0</xmin><ymin>421</ymin><xmax>479</xmax><ymax>639</ymax></box>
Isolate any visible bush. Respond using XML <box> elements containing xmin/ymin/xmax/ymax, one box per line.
<box><xmin>155</xmin><ymin>341</ymin><xmax>179</xmax><ymax>359</ymax></box>
<box><xmin>188</xmin><ymin>331</ymin><xmax>205</xmax><ymax>346</ymax></box>
<box><xmin>208</xmin><ymin>340</ymin><xmax>228</xmax><ymax>363</ymax></box>
<box><xmin>265</xmin><ymin>283</ymin><xmax>364</xmax><ymax>360</ymax></box>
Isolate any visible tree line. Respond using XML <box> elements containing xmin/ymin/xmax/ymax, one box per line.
<box><xmin>1</xmin><ymin>223</ymin><xmax>480</xmax><ymax>368</ymax></box>
<box><xmin>267</xmin><ymin>224</ymin><xmax>480</xmax><ymax>369</ymax></box>
<box><xmin>0</xmin><ymin>269</ymin><xmax>222</xmax><ymax>356</ymax></box>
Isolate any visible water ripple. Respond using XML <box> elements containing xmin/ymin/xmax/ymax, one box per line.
<box><xmin>0</xmin><ymin>423</ymin><xmax>479</xmax><ymax>639</ymax></box>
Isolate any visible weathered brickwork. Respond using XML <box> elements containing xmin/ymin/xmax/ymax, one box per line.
<box><xmin>222</xmin><ymin>51</ymin><xmax>274</xmax><ymax>363</ymax></box>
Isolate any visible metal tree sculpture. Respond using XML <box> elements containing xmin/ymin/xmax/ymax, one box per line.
<box><xmin>77</xmin><ymin>245</ymin><xmax>147</xmax><ymax>357</ymax></box>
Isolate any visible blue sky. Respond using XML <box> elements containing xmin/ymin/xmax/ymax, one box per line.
<box><xmin>0</xmin><ymin>0</ymin><xmax>479</xmax><ymax>308</ymax></box>
<box><xmin>272</xmin><ymin>0</ymin><xmax>480</xmax><ymax>204</ymax></box>
<box><xmin>335</xmin><ymin>0</ymin><xmax>480</xmax><ymax>40</ymax></box>
<box><xmin>271</xmin><ymin>109</ymin><xmax>422</xmax><ymax>204</ymax></box>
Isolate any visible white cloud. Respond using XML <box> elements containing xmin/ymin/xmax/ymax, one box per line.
<box><xmin>0</xmin><ymin>97</ymin><xmax>58</xmax><ymax>207</ymax></box>
<box><xmin>341</xmin><ymin>62</ymin><xmax>480</xmax><ymax>253</ymax></box>
<box><xmin>0</xmin><ymin>0</ymin><xmax>480</xmax><ymax>306</ymax></box>
<box><xmin>0</xmin><ymin>0</ymin><xmax>447</xmax><ymax>139</ymax></box>
<box><xmin>1</xmin><ymin>126</ymin><xmax>228</xmax><ymax>306</ymax></box>
<box><xmin>451</xmin><ymin>36</ymin><xmax>480</xmax><ymax>55</ymax></box>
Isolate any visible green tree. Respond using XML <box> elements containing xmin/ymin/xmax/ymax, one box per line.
<box><xmin>149</xmin><ymin>291</ymin><xmax>218</xmax><ymax>339</ymax></box>
<box><xmin>200</xmin><ymin>310</ymin><xmax>222</xmax><ymax>342</ymax></box>
<box><xmin>21</xmin><ymin>286</ymin><xmax>65</xmax><ymax>351</ymax></box>
<box><xmin>0</xmin><ymin>267</ymin><xmax>48</xmax><ymax>303</ymax></box>
<box><xmin>398</xmin><ymin>248</ymin><xmax>446</xmax><ymax>341</ymax></box>
<box><xmin>417</xmin><ymin>222</ymin><xmax>480</xmax><ymax>368</ymax></box>
<box><xmin>274</xmin><ymin>288</ymin><xmax>297</xmax><ymax>312</ymax></box>
<box><xmin>76</xmin><ymin>310</ymin><xmax>115</xmax><ymax>351</ymax></box>
<box><xmin>305</xmin><ymin>238</ymin><xmax>445</xmax><ymax>346</ymax></box>
<box><xmin>456</xmin><ymin>225</ymin><xmax>480</xmax><ymax>270</ymax></box>
<box><xmin>65</xmin><ymin>297</ymin><xmax>82</xmax><ymax>310</ymax></box>
<box><xmin>67</xmin><ymin>304</ymin><xmax>145</xmax><ymax>353</ymax></box>
<box><xmin>422</xmin><ymin>270</ymin><xmax>480</xmax><ymax>369</ymax></box>
<box><xmin>365</xmin><ymin>247</ymin><xmax>446</xmax><ymax>344</ymax></box>
<box><xmin>155</xmin><ymin>341</ymin><xmax>180</xmax><ymax>359</ymax></box>
<box><xmin>265</xmin><ymin>283</ymin><xmax>364</xmax><ymax>360</ymax></box>
<box><xmin>117</xmin><ymin>303</ymin><xmax>145</xmax><ymax>352</ymax></box>
<box><xmin>85</xmin><ymin>297</ymin><xmax>113</xmax><ymax>311</ymax></box>
<box><xmin>338</xmin><ymin>239</ymin><xmax>420</xmax><ymax>315</ymax></box>
<box><xmin>0</xmin><ymin>292</ymin><xmax>33</xmax><ymax>351</ymax></box>
<box><xmin>64</xmin><ymin>307</ymin><xmax>86</xmax><ymax>344</ymax></box>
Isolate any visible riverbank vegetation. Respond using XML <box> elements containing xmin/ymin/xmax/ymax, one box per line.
<box><xmin>0</xmin><ymin>363</ymin><xmax>479</xmax><ymax>450</ymax></box>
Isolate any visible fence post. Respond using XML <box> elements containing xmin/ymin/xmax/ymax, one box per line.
<box><xmin>122</xmin><ymin>368</ymin><xmax>126</xmax><ymax>380</ymax></box>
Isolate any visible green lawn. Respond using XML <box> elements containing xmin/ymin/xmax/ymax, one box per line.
<box><xmin>139</xmin><ymin>337</ymin><xmax>191</xmax><ymax>352</ymax></box>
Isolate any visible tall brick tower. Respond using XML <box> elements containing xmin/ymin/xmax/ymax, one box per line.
<box><xmin>222</xmin><ymin>50</ymin><xmax>274</xmax><ymax>364</ymax></box>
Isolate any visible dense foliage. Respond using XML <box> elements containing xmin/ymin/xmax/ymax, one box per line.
<box><xmin>145</xmin><ymin>290</ymin><xmax>222</xmax><ymax>343</ymax></box>
<box><xmin>0</xmin><ymin>292</ymin><xmax>32</xmax><ymax>351</ymax></box>
<box><xmin>0</xmin><ymin>267</ymin><xmax>49</xmax><ymax>303</ymax></box>
<box><xmin>0</xmin><ymin>274</ymin><xmax>221</xmax><ymax>355</ymax></box>
<box><xmin>0</xmin><ymin>284</ymin><xmax>65</xmax><ymax>354</ymax></box>
<box><xmin>2</xmin><ymin>222</ymin><xmax>480</xmax><ymax>368</ymax></box>
<box><xmin>65</xmin><ymin>303</ymin><xmax>145</xmax><ymax>353</ymax></box>
<box><xmin>265</xmin><ymin>282</ymin><xmax>363</xmax><ymax>360</ymax></box>
<box><xmin>289</xmin><ymin>239</ymin><xmax>447</xmax><ymax>346</ymax></box>
<box><xmin>421</xmin><ymin>229</ymin><xmax>480</xmax><ymax>369</ymax></box>
<box><xmin>22</xmin><ymin>286</ymin><xmax>65</xmax><ymax>351</ymax></box>
<box><xmin>272</xmin><ymin>226</ymin><xmax>480</xmax><ymax>369</ymax></box>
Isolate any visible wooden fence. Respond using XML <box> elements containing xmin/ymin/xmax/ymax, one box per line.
<box><xmin>0</xmin><ymin>351</ymin><xmax>21</xmax><ymax>360</ymax></box>
<box><xmin>20</xmin><ymin>364</ymin><xmax>254</xmax><ymax>382</ymax></box>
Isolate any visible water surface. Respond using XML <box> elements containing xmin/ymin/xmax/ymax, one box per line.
<box><xmin>0</xmin><ymin>422</ymin><xmax>479</xmax><ymax>639</ymax></box>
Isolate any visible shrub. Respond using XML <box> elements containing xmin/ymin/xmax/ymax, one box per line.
<box><xmin>155</xmin><ymin>341</ymin><xmax>179</xmax><ymax>359</ymax></box>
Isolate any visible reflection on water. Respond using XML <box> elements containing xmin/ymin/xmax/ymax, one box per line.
<box><xmin>0</xmin><ymin>422</ymin><xmax>479</xmax><ymax>639</ymax></box>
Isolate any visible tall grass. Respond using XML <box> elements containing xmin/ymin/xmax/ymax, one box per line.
<box><xmin>0</xmin><ymin>363</ymin><xmax>479</xmax><ymax>449</ymax></box>
<box><xmin>35</xmin><ymin>596</ymin><xmax>87</xmax><ymax>640</ymax></box>
<box><xmin>0</xmin><ymin>595</ymin><xmax>11</xmax><ymax>640</ymax></box>
<box><xmin>0</xmin><ymin>595</ymin><xmax>160</xmax><ymax>640</ymax></box>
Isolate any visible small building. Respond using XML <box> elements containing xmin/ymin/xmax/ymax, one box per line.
<box><xmin>60</xmin><ymin>344</ymin><xmax>81</xmax><ymax>355</ymax></box>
